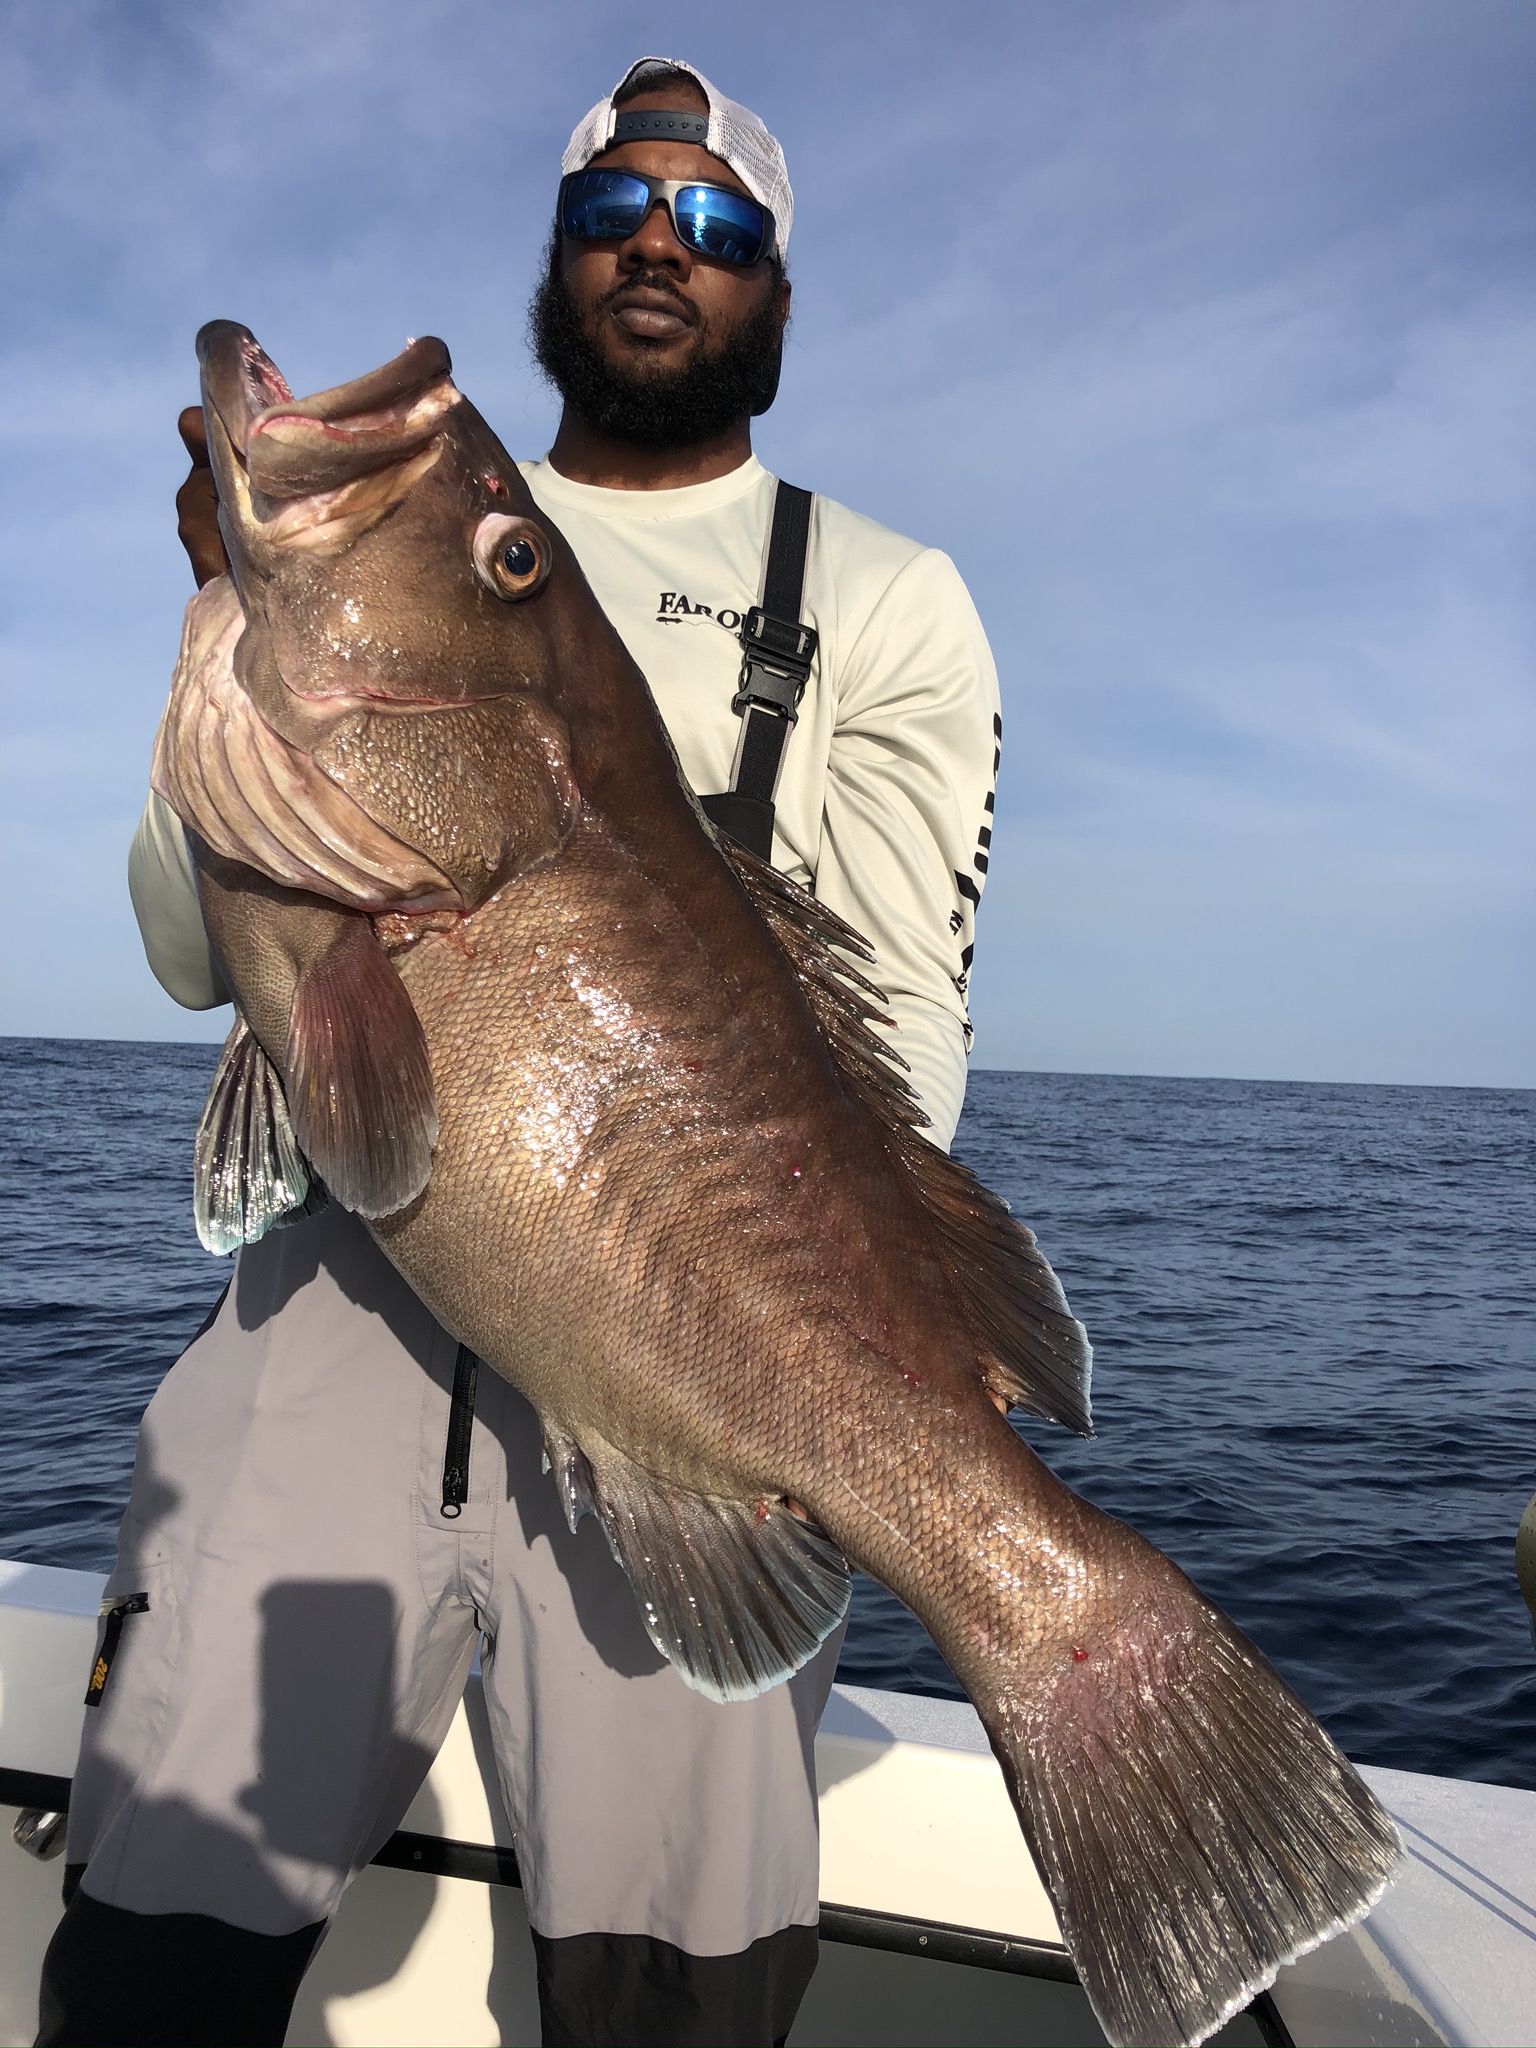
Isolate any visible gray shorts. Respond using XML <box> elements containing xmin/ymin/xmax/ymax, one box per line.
<box><xmin>67</xmin><ymin>1203</ymin><xmax>839</xmax><ymax>1953</ymax></box>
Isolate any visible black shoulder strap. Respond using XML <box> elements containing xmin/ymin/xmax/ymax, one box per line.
<box><xmin>759</xmin><ymin>479</ymin><xmax>814</xmax><ymax>625</ymax></box>
<box><xmin>699</xmin><ymin>481</ymin><xmax>817</xmax><ymax>863</ymax></box>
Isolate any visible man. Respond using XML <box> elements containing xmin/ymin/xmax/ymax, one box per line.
<box><xmin>42</xmin><ymin>58</ymin><xmax>1000</xmax><ymax>2048</ymax></box>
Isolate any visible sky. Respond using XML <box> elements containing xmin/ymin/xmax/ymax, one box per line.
<box><xmin>2</xmin><ymin>0</ymin><xmax>1533</xmax><ymax>1085</ymax></box>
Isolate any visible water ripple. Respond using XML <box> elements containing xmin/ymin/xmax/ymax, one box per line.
<box><xmin>1</xmin><ymin>1045</ymin><xmax>1533</xmax><ymax>1786</ymax></box>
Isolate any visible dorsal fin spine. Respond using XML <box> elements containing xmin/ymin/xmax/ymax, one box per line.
<box><xmin>716</xmin><ymin>834</ymin><xmax>1093</xmax><ymax>1436</ymax></box>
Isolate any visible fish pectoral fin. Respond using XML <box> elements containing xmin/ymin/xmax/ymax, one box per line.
<box><xmin>285</xmin><ymin>916</ymin><xmax>439</xmax><ymax>1219</ymax></box>
<box><xmin>194</xmin><ymin>1017</ymin><xmax>323</xmax><ymax>1254</ymax></box>
<box><xmin>575</xmin><ymin>1444</ymin><xmax>851</xmax><ymax>1703</ymax></box>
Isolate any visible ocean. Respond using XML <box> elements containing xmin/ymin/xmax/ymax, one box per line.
<box><xmin>2</xmin><ymin>1037</ymin><xmax>1532</xmax><ymax>1789</ymax></box>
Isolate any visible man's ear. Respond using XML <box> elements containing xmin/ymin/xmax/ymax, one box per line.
<box><xmin>774</xmin><ymin>274</ymin><xmax>792</xmax><ymax>333</ymax></box>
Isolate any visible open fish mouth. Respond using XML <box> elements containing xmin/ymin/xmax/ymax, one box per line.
<box><xmin>194</xmin><ymin>322</ymin><xmax>481</xmax><ymax>709</ymax></box>
<box><xmin>197</xmin><ymin>320</ymin><xmax>461</xmax><ymax>504</ymax></box>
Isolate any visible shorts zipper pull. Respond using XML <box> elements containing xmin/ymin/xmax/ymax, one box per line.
<box><xmin>440</xmin><ymin>1345</ymin><xmax>480</xmax><ymax>1519</ymax></box>
<box><xmin>85</xmin><ymin>1593</ymin><xmax>149</xmax><ymax>1707</ymax></box>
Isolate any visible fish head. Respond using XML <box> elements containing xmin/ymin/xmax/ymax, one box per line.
<box><xmin>196</xmin><ymin>321</ymin><xmax>565</xmax><ymax>722</ymax></box>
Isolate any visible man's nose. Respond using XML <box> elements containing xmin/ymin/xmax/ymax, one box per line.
<box><xmin>618</xmin><ymin>199</ymin><xmax>692</xmax><ymax>277</ymax></box>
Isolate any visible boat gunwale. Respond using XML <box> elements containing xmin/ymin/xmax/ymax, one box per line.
<box><xmin>1</xmin><ymin>1763</ymin><xmax>1295</xmax><ymax>2044</ymax></box>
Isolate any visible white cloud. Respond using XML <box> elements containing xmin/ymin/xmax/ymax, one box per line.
<box><xmin>2</xmin><ymin>0</ymin><xmax>1532</xmax><ymax>1080</ymax></box>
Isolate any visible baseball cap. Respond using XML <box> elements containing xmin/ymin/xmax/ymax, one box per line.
<box><xmin>562</xmin><ymin>58</ymin><xmax>794</xmax><ymax>255</ymax></box>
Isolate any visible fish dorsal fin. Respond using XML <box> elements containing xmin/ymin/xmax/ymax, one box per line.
<box><xmin>194</xmin><ymin>1019</ymin><xmax>325</xmax><ymax>1254</ymax></box>
<box><xmin>718</xmin><ymin>837</ymin><xmax>1093</xmax><ymax>1436</ymax></box>
<box><xmin>544</xmin><ymin>1425</ymin><xmax>851</xmax><ymax>1702</ymax></box>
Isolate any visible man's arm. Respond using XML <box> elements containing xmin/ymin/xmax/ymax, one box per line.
<box><xmin>129</xmin><ymin>792</ymin><xmax>230</xmax><ymax>1009</ymax></box>
<box><xmin>813</xmin><ymin>548</ymin><xmax>1000</xmax><ymax>1152</ymax></box>
<box><xmin>129</xmin><ymin>408</ymin><xmax>234</xmax><ymax>1011</ymax></box>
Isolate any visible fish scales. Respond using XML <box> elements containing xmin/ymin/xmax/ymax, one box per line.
<box><xmin>151</xmin><ymin>321</ymin><xmax>1401</xmax><ymax>2048</ymax></box>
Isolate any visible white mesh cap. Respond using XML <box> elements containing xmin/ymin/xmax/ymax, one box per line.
<box><xmin>562</xmin><ymin>57</ymin><xmax>793</xmax><ymax>255</ymax></box>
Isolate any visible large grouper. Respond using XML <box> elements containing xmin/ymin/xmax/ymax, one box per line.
<box><xmin>151</xmin><ymin>321</ymin><xmax>1400</xmax><ymax>2047</ymax></box>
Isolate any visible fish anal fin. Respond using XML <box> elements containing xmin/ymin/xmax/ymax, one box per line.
<box><xmin>194</xmin><ymin>1018</ymin><xmax>320</xmax><ymax>1254</ymax></box>
<box><xmin>716</xmin><ymin>835</ymin><xmax>1093</xmax><ymax>1435</ymax></box>
<box><xmin>986</xmin><ymin>1593</ymin><xmax>1402</xmax><ymax>2048</ymax></box>
<box><xmin>285</xmin><ymin>917</ymin><xmax>439</xmax><ymax>1219</ymax></box>
<box><xmin>542</xmin><ymin>1426</ymin><xmax>601</xmax><ymax>1536</ymax></box>
<box><xmin>572</xmin><ymin>1440</ymin><xmax>851</xmax><ymax>1702</ymax></box>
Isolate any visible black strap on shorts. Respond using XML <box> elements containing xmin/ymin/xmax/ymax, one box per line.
<box><xmin>440</xmin><ymin>1343</ymin><xmax>480</xmax><ymax>1519</ymax></box>
<box><xmin>699</xmin><ymin>481</ymin><xmax>817</xmax><ymax>863</ymax></box>
<box><xmin>83</xmin><ymin>1594</ymin><xmax>149</xmax><ymax>1708</ymax></box>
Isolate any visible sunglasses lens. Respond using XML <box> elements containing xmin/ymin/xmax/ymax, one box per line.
<box><xmin>672</xmin><ymin>185</ymin><xmax>768</xmax><ymax>265</ymax></box>
<box><xmin>560</xmin><ymin>173</ymin><xmax>769</xmax><ymax>266</ymax></box>
<box><xmin>560</xmin><ymin>171</ymin><xmax>651</xmax><ymax>241</ymax></box>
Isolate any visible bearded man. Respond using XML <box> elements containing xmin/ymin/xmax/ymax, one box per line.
<box><xmin>41</xmin><ymin>58</ymin><xmax>1000</xmax><ymax>2048</ymax></box>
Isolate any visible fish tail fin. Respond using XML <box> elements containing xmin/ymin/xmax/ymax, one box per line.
<box><xmin>977</xmin><ymin>1579</ymin><xmax>1400</xmax><ymax>2048</ymax></box>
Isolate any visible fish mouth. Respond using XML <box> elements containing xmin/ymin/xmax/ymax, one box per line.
<box><xmin>195</xmin><ymin>324</ymin><xmax>482</xmax><ymax>715</ymax></box>
<box><xmin>196</xmin><ymin>321</ymin><xmax>461</xmax><ymax>506</ymax></box>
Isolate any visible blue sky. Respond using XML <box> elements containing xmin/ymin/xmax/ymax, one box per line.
<box><xmin>2</xmin><ymin>0</ymin><xmax>1532</xmax><ymax>1084</ymax></box>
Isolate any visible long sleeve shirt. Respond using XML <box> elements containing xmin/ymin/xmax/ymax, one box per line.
<box><xmin>130</xmin><ymin>454</ymin><xmax>1000</xmax><ymax>1149</ymax></box>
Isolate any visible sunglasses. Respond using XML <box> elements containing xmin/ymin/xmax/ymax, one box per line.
<box><xmin>558</xmin><ymin>170</ymin><xmax>774</xmax><ymax>268</ymax></box>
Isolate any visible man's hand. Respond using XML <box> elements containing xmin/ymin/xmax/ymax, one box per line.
<box><xmin>176</xmin><ymin>406</ymin><xmax>230</xmax><ymax>588</ymax></box>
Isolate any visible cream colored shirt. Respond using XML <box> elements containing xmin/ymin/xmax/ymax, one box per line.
<box><xmin>131</xmin><ymin>455</ymin><xmax>999</xmax><ymax>1148</ymax></box>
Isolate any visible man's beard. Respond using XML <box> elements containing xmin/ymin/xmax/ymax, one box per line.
<box><xmin>530</xmin><ymin>243</ymin><xmax>786</xmax><ymax>448</ymax></box>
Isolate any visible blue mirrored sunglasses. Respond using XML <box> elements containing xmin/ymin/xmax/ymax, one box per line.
<box><xmin>558</xmin><ymin>170</ymin><xmax>774</xmax><ymax>268</ymax></box>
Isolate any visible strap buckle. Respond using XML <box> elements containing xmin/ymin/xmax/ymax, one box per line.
<box><xmin>733</xmin><ymin>606</ymin><xmax>819</xmax><ymax>723</ymax></box>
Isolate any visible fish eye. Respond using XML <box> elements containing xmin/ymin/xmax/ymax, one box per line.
<box><xmin>472</xmin><ymin>513</ymin><xmax>550</xmax><ymax>602</ymax></box>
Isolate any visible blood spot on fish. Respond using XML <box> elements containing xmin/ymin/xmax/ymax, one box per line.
<box><xmin>790</xmin><ymin>1167</ymin><xmax>802</xmax><ymax>1179</ymax></box>
<box><xmin>372</xmin><ymin>907</ymin><xmax>462</xmax><ymax>955</ymax></box>
<box><xmin>755</xmin><ymin>1499</ymin><xmax>771</xmax><ymax>1525</ymax></box>
<box><xmin>484</xmin><ymin>473</ymin><xmax>508</xmax><ymax>497</ymax></box>
<box><xmin>1071</xmin><ymin>1645</ymin><xmax>1090</xmax><ymax>1662</ymax></box>
<box><xmin>902</xmin><ymin>1369</ymin><xmax>922</xmax><ymax>1387</ymax></box>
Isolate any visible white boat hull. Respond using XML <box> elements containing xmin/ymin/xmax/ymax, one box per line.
<box><xmin>3</xmin><ymin>1559</ymin><xmax>1531</xmax><ymax>2047</ymax></box>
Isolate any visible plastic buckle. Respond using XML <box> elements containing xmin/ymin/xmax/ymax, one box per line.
<box><xmin>733</xmin><ymin>606</ymin><xmax>819</xmax><ymax>722</ymax></box>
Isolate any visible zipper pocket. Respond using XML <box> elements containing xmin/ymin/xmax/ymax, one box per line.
<box><xmin>440</xmin><ymin>1344</ymin><xmax>480</xmax><ymax>1519</ymax></box>
<box><xmin>84</xmin><ymin>1593</ymin><xmax>149</xmax><ymax>1707</ymax></box>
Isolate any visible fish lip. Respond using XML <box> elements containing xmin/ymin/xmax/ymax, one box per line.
<box><xmin>195</xmin><ymin>321</ymin><xmax>294</xmax><ymax>455</ymax></box>
<box><xmin>246</xmin><ymin>366</ymin><xmax>459</xmax><ymax>456</ymax></box>
<box><xmin>251</xmin><ymin>335</ymin><xmax>453</xmax><ymax>431</ymax></box>
<box><xmin>253</xmin><ymin>407</ymin><xmax>419</xmax><ymax>445</ymax></box>
<box><xmin>196</xmin><ymin>322</ymin><xmax>453</xmax><ymax>451</ymax></box>
<box><xmin>280</xmin><ymin>680</ymin><xmax>507</xmax><ymax>712</ymax></box>
<box><xmin>196</xmin><ymin>323</ymin><xmax>460</xmax><ymax>506</ymax></box>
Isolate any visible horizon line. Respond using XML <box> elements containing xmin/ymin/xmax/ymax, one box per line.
<box><xmin>1</xmin><ymin>1031</ymin><xmax>1530</xmax><ymax>1096</ymax></box>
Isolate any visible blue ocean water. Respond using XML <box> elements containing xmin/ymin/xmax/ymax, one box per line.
<box><xmin>2</xmin><ymin>1038</ymin><xmax>1532</xmax><ymax>1788</ymax></box>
